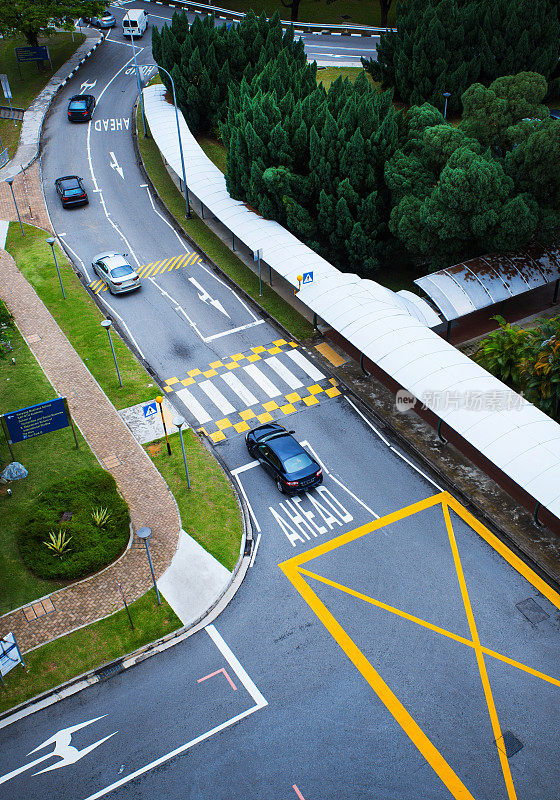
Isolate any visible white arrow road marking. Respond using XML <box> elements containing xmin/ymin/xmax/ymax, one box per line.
<box><xmin>109</xmin><ymin>152</ymin><xmax>124</xmax><ymax>180</ymax></box>
<box><xmin>0</xmin><ymin>716</ymin><xmax>117</xmax><ymax>785</ymax></box>
<box><xmin>188</xmin><ymin>277</ymin><xmax>230</xmax><ymax>318</ymax></box>
<box><xmin>79</xmin><ymin>79</ymin><xmax>97</xmax><ymax>93</ymax></box>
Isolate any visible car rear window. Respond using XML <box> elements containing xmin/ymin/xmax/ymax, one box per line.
<box><xmin>70</xmin><ymin>100</ymin><xmax>87</xmax><ymax>110</ymax></box>
<box><xmin>110</xmin><ymin>266</ymin><xmax>134</xmax><ymax>278</ymax></box>
<box><xmin>64</xmin><ymin>187</ymin><xmax>84</xmax><ymax>196</ymax></box>
<box><xmin>283</xmin><ymin>453</ymin><xmax>313</xmax><ymax>472</ymax></box>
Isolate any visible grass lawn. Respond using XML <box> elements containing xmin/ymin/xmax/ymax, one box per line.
<box><xmin>0</xmin><ymin>32</ymin><xmax>86</xmax><ymax>159</ymax></box>
<box><xmin>5</xmin><ymin>224</ymin><xmax>155</xmax><ymax>411</ymax></box>
<box><xmin>0</xmin><ymin>589</ymin><xmax>181</xmax><ymax>715</ymax></box>
<box><xmin>0</xmin><ymin>301</ymin><xmax>99</xmax><ymax>613</ymax></box>
<box><xmin>144</xmin><ymin>432</ymin><xmax>243</xmax><ymax>570</ymax></box>
<box><xmin>137</xmin><ymin>102</ymin><xmax>313</xmax><ymax>341</ymax></box>
<box><xmin>4</xmin><ymin>222</ymin><xmax>243</xmax><ymax>570</ymax></box>
<box><xmin>316</xmin><ymin>66</ymin><xmax>365</xmax><ymax>90</ymax></box>
<box><xmin>215</xmin><ymin>0</ymin><xmax>395</xmax><ymax>26</ymax></box>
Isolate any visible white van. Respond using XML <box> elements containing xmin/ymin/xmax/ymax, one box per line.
<box><xmin>122</xmin><ymin>9</ymin><xmax>148</xmax><ymax>38</ymax></box>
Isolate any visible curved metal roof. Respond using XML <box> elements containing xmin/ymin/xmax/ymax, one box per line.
<box><xmin>414</xmin><ymin>245</ymin><xmax>560</xmax><ymax>321</ymax></box>
<box><xmin>144</xmin><ymin>85</ymin><xmax>560</xmax><ymax>521</ymax></box>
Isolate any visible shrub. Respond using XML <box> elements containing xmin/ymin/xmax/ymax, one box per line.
<box><xmin>18</xmin><ymin>468</ymin><xmax>130</xmax><ymax>580</ymax></box>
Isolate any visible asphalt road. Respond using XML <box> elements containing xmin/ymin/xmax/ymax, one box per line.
<box><xmin>2</xmin><ymin>5</ymin><xmax>560</xmax><ymax>799</ymax></box>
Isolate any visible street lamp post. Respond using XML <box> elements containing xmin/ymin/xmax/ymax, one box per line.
<box><xmin>173</xmin><ymin>415</ymin><xmax>191</xmax><ymax>489</ymax></box>
<box><xmin>141</xmin><ymin>63</ymin><xmax>190</xmax><ymax>219</ymax></box>
<box><xmin>6</xmin><ymin>178</ymin><xmax>24</xmax><ymax>236</ymax></box>
<box><xmin>442</xmin><ymin>92</ymin><xmax>451</xmax><ymax>120</ymax></box>
<box><xmin>126</xmin><ymin>13</ymin><xmax>147</xmax><ymax>138</ymax></box>
<box><xmin>46</xmin><ymin>237</ymin><xmax>66</xmax><ymax>299</ymax></box>
<box><xmin>136</xmin><ymin>527</ymin><xmax>161</xmax><ymax>605</ymax></box>
<box><xmin>101</xmin><ymin>319</ymin><xmax>123</xmax><ymax>387</ymax></box>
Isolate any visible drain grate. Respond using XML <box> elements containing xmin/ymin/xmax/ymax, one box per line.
<box><xmin>516</xmin><ymin>597</ymin><xmax>549</xmax><ymax>624</ymax></box>
<box><xmin>96</xmin><ymin>661</ymin><xmax>125</xmax><ymax>681</ymax></box>
<box><xmin>497</xmin><ymin>731</ymin><xmax>524</xmax><ymax>758</ymax></box>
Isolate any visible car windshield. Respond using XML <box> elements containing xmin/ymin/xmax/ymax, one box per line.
<box><xmin>283</xmin><ymin>453</ymin><xmax>313</xmax><ymax>472</ymax></box>
<box><xmin>70</xmin><ymin>100</ymin><xmax>87</xmax><ymax>110</ymax></box>
<box><xmin>110</xmin><ymin>266</ymin><xmax>134</xmax><ymax>278</ymax></box>
<box><xmin>64</xmin><ymin>187</ymin><xmax>84</xmax><ymax>196</ymax></box>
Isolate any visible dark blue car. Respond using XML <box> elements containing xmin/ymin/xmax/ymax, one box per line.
<box><xmin>246</xmin><ymin>423</ymin><xmax>322</xmax><ymax>494</ymax></box>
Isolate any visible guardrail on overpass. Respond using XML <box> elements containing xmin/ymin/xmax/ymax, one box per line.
<box><xmin>136</xmin><ymin>0</ymin><xmax>392</xmax><ymax>36</ymax></box>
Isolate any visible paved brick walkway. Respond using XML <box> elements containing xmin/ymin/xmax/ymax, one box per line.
<box><xmin>0</xmin><ymin>161</ymin><xmax>50</xmax><ymax>231</ymax></box>
<box><xmin>0</xmin><ymin>204</ymin><xmax>181</xmax><ymax>652</ymax></box>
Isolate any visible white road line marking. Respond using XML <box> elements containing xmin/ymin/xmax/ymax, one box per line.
<box><xmin>344</xmin><ymin>397</ymin><xmax>443</xmax><ymax>490</ymax></box>
<box><xmin>205</xmin><ymin>625</ymin><xmax>267</xmax><ymax>706</ymax></box>
<box><xmin>231</xmin><ymin>460</ymin><xmax>259</xmax><ymax>476</ymax></box>
<box><xmin>81</xmin><ymin>627</ymin><xmax>266</xmax><ymax>800</ymax></box>
<box><xmin>243</xmin><ymin>364</ymin><xmax>281</xmax><ymax>398</ymax></box>
<box><xmin>264</xmin><ymin>356</ymin><xmax>303</xmax><ymax>389</ymax></box>
<box><xmin>285</xmin><ymin>349</ymin><xmax>325</xmax><ymax>381</ymax></box>
<box><xmin>203</xmin><ymin>319</ymin><xmax>265</xmax><ymax>342</ymax></box>
<box><xmin>175</xmin><ymin>387</ymin><xmax>212</xmax><ymax>424</ymax></box>
<box><xmin>249</xmin><ymin>532</ymin><xmax>261</xmax><ymax>567</ymax></box>
<box><xmin>95</xmin><ymin>295</ymin><xmax>146</xmax><ymax>361</ymax></box>
<box><xmin>232</xmin><ymin>472</ymin><xmax>261</xmax><ymax>532</ymax></box>
<box><xmin>220</xmin><ymin>372</ymin><xmax>258</xmax><ymax>407</ymax></box>
<box><xmin>198</xmin><ymin>380</ymin><xmax>236</xmax><ymax>416</ymax></box>
<box><xmin>343</xmin><ymin>395</ymin><xmax>392</xmax><ymax>446</ymax></box>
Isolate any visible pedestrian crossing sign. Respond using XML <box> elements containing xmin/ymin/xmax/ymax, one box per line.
<box><xmin>143</xmin><ymin>401</ymin><xmax>158</xmax><ymax>419</ymax></box>
<box><xmin>302</xmin><ymin>271</ymin><xmax>313</xmax><ymax>284</ymax></box>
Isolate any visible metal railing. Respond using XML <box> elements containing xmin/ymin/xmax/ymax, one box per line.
<box><xmin>136</xmin><ymin>0</ymin><xmax>393</xmax><ymax>35</ymax></box>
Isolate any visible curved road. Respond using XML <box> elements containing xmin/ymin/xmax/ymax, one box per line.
<box><xmin>2</xmin><ymin>6</ymin><xmax>560</xmax><ymax>800</ymax></box>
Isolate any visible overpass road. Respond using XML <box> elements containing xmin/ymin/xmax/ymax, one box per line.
<box><xmin>2</xmin><ymin>5</ymin><xmax>560</xmax><ymax>799</ymax></box>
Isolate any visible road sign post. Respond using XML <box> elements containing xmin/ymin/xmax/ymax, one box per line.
<box><xmin>156</xmin><ymin>396</ymin><xmax>172</xmax><ymax>455</ymax></box>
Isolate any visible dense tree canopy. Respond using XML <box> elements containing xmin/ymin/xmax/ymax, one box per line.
<box><xmin>0</xmin><ymin>0</ymin><xmax>105</xmax><ymax>46</ymax></box>
<box><xmin>365</xmin><ymin>0</ymin><xmax>560</xmax><ymax>113</ymax></box>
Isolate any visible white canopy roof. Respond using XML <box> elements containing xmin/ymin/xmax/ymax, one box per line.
<box><xmin>144</xmin><ymin>84</ymin><xmax>560</xmax><ymax>520</ymax></box>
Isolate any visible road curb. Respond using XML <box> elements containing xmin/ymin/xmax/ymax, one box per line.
<box><xmin>0</xmin><ymin>34</ymin><xmax>104</xmax><ymax>182</ymax></box>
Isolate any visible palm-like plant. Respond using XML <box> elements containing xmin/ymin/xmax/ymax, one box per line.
<box><xmin>44</xmin><ymin>529</ymin><xmax>72</xmax><ymax>558</ymax></box>
<box><xmin>474</xmin><ymin>315</ymin><xmax>531</xmax><ymax>388</ymax></box>
<box><xmin>91</xmin><ymin>507</ymin><xmax>111</xmax><ymax>527</ymax></box>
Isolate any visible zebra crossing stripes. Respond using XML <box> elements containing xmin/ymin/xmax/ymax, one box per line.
<box><xmin>164</xmin><ymin>340</ymin><xmax>342</xmax><ymax>442</ymax></box>
<box><xmin>88</xmin><ymin>252</ymin><xmax>202</xmax><ymax>293</ymax></box>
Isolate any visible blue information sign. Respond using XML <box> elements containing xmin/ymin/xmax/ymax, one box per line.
<box><xmin>15</xmin><ymin>46</ymin><xmax>50</xmax><ymax>63</ymax></box>
<box><xmin>2</xmin><ymin>397</ymin><xmax>70</xmax><ymax>444</ymax></box>
<box><xmin>302</xmin><ymin>271</ymin><xmax>314</xmax><ymax>284</ymax></box>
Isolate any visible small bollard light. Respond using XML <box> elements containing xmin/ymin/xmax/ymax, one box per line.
<box><xmin>442</xmin><ymin>91</ymin><xmax>451</xmax><ymax>120</ymax></box>
<box><xmin>136</xmin><ymin>526</ymin><xmax>161</xmax><ymax>605</ymax></box>
<box><xmin>173</xmin><ymin>415</ymin><xmax>191</xmax><ymax>489</ymax></box>
<box><xmin>101</xmin><ymin>319</ymin><xmax>122</xmax><ymax>387</ymax></box>
<box><xmin>46</xmin><ymin>237</ymin><xmax>66</xmax><ymax>299</ymax></box>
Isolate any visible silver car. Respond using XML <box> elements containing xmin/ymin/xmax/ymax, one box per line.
<box><xmin>92</xmin><ymin>252</ymin><xmax>141</xmax><ymax>294</ymax></box>
<box><xmin>82</xmin><ymin>13</ymin><xmax>116</xmax><ymax>28</ymax></box>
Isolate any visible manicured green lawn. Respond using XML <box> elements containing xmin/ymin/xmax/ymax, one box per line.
<box><xmin>0</xmin><ymin>32</ymin><xmax>86</xmax><ymax>159</ymax></box>
<box><xmin>0</xmin><ymin>301</ymin><xmax>99</xmax><ymax>613</ymax></box>
<box><xmin>215</xmin><ymin>0</ymin><xmax>395</xmax><ymax>26</ymax></box>
<box><xmin>145</xmin><ymin>432</ymin><xmax>243</xmax><ymax>570</ymax></box>
<box><xmin>5</xmin><ymin>224</ymin><xmax>155</xmax><ymax>411</ymax></box>
<box><xmin>137</xmin><ymin>103</ymin><xmax>313</xmax><ymax>341</ymax></box>
<box><xmin>316</xmin><ymin>66</ymin><xmax>365</xmax><ymax>90</ymax></box>
<box><xmin>0</xmin><ymin>590</ymin><xmax>181</xmax><ymax>715</ymax></box>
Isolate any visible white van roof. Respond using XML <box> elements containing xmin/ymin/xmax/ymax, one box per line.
<box><xmin>123</xmin><ymin>9</ymin><xmax>146</xmax><ymax>22</ymax></box>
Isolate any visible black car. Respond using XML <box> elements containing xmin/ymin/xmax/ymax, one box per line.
<box><xmin>67</xmin><ymin>94</ymin><xmax>95</xmax><ymax>122</ymax></box>
<box><xmin>246</xmin><ymin>423</ymin><xmax>323</xmax><ymax>494</ymax></box>
<box><xmin>55</xmin><ymin>175</ymin><xmax>88</xmax><ymax>207</ymax></box>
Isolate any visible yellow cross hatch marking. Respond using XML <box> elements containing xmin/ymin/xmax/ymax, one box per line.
<box><xmin>280</xmin><ymin>492</ymin><xmax>560</xmax><ymax>800</ymax></box>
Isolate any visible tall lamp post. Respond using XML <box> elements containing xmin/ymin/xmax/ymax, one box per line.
<box><xmin>46</xmin><ymin>237</ymin><xmax>66</xmax><ymax>299</ymax></box>
<box><xmin>173</xmin><ymin>415</ymin><xmax>191</xmax><ymax>489</ymax></box>
<box><xmin>442</xmin><ymin>91</ymin><xmax>451</xmax><ymax>120</ymax></box>
<box><xmin>139</xmin><ymin>62</ymin><xmax>191</xmax><ymax>219</ymax></box>
<box><xmin>126</xmin><ymin>12</ymin><xmax>147</xmax><ymax>138</ymax></box>
<box><xmin>136</xmin><ymin>527</ymin><xmax>161</xmax><ymax>605</ymax></box>
<box><xmin>101</xmin><ymin>319</ymin><xmax>123</xmax><ymax>387</ymax></box>
<box><xmin>6</xmin><ymin>178</ymin><xmax>24</xmax><ymax>236</ymax></box>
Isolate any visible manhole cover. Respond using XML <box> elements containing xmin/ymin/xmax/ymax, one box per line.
<box><xmin>497</xmin><ymin>730</ymin><xmax>524</xmax><ymax>758</ymax></box>
<box><xmin>60</xmin><ymin>511</ymin><xmax>73</xmax><ymax>522</ymax></box>
<box><xmin>516</xmin><ymin>597</ymin><xmax>549</xmax><ymax>624</ymax></box>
